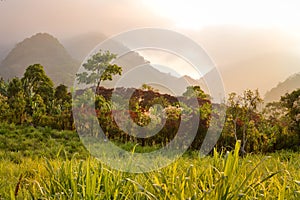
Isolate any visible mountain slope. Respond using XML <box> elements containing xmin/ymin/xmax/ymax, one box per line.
<box><xmin>65</xmin><ymin>33</ymin><xmax>204</xmax><ymax>95</ymax></box>
<box><xmin>61</xmin><ymin>32</ymin><xmax>107</xmax><ymax>62</ymax></box>
<box><xmin>0</xmin><ymin>33</ymin><xmax>80</xmax><ymax>86</ymax></box>
<box><xmin>219</xmin><ymin>52</ymin><xmax>300</xmax><ymax>95</ymax></box>
<box><xmin>101</xmin><ymin>51</ymin><xmax>205</xmax><ymax>96</ymax></box>
<box><xmin>0</xmin><ymin>32</ymin><xmax>204</xmax><ymax>94</ymax></box>
<box><xmin>264</xmin><ymin>73</ymin><xmax>300</xmax><ymax>103</ymax></box>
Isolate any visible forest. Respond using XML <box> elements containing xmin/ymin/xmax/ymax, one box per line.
<box><xmin>0</xmin><ymin>51</ymin><xmax>300</xmax><ymax>199</ymax></box>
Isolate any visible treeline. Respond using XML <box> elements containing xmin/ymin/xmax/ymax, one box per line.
<box><xmin>0</xmin><ymin>61</ymin><xmax>300</xmax><ymax>154</ymax></box>
<box><xmin>75</xmin><ymin>85</ymin><xmax>300</xmax><ymax>154</ymax></box>
<box><xmin>0</xmin><ymin>64</ymin><xmax>73</xmax><ymax>129</ymax></box>
<box><xmin>219</xmin><ymin>89</ymin><xmax>300</xmax><ymax>154</ymax></box>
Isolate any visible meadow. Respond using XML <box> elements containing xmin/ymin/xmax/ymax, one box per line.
<box><xmin>1</xmin><ymin>125</ymin><xmax>300</xmax><ymax>199</ymax></box>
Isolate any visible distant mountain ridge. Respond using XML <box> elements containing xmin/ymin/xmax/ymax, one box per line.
<box><xmin>0</xmin><ymin>33</ymin><xmax>80</xmax><ymax>86</ymax></box>
<box><xmin>61</xmin><ymin>32</ymin><xmax>107</xmax><ymax>62</ymax></box>
<box><xmin>264</xmin><ymin>73</ymin><xmax>300</xmax><ymax>103</ymax></box>
<box><xmin>0</xmin><ymin>33</ymin><xmax>204</xmax><ymax>95</ymax></box>
<box><xmin>59</xmin><ymin>33</ymin><xmax>207</xmax><ymax>95</ymax></box>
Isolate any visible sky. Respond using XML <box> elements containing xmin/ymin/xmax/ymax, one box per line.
<box><xmin>1</xmin><ymin>0</ymin><xmax>300</xmax><ymax>94</ymax></box>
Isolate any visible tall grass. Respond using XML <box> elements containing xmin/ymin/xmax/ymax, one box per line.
<box><xmin>1</xmin><ymin>141</ymin><xmax>300</xmax><ymax>199</ymax></box>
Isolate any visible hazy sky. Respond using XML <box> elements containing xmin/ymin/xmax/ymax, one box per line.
<box><xmin>1</xmin><ymin>0</ymin><xmax>300</xmax><ymax>94</ymax></box>
<box><xmin>1</xmin><ymin>0</ymin><xmax>300</xmax><ymax>42</ymax></box>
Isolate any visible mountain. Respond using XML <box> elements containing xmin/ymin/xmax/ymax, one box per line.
<box><xmin>0</xmin><ymin>33</ymin><xmax>80</xmax><ymax>86</ymax></box>
<box><xmin>0</xmin><ymin>32</ymin><xmax>205</xmax><ymax>94</ymax></box>
<box><xmin>64</xmin><ymin>33</ymin><xmax>205</xmax><ymax>95</ymax></box>
<box><xmin>264</xmin><ymin>73</ymin><xmax>300</xmax><ymax>103</ymax></box>
<box><xmin>61</xmin><ymin>32</ymin><xmax>107</xmax><ymax>62</ymax></box>
<box><xmin>219</xmin><ymin>52</ymin><xmax>300</xmax><ymax>95</ymax></box>
<box><xmin>100</xmin><ymin>51</ymin><xmax>205</xmax><ymax>96</ymax></box>
<box><xmin>0</xmin><ymin>43</ymin><xmax>12</xmax><ymax>63</ymax></box>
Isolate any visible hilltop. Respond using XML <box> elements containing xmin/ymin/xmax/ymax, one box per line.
<box><xmin>265</xmin><ymin>72</ymin><xmax>300</xmax><ymax>103</ymax></box>
<box><xmin>0</xmin><ymin>33</ymin><xmax>80</xmax><ymax>86</ymax></box>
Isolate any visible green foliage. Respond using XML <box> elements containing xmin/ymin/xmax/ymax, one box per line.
<box><xmin>7</xmin><ymin>77</ymin><xmax>23</xmax><ymax>98</ymax></box>
<box><xmin>183</xmin><ymin>85</ymin><xmax>208</xmax><ymax>99</ymax></box>
<box><xmin>0</xmin><ymin>64</ymin><xmax>73</xmax><ymax>129</ymax></box>
<box><xmin>0</xmin><ymin>77</ymin><xmax>8</xmax><ymax>96</ymax></box>
<box><xmin>8</xmin><ymin>91</ymin><xmax>27</xmax><ymax>124</ymax></box>
<box><xmin>55</xmin><ymin>84</ymin><xmax>69</xmax><ymax>101</ymax></box>
<box><xmin>0</xmin><ymin>123</ymin><xmax>88</xmax><ymax>160</ymax></box>
<box><xmin>281</xmin><ymin>88</ymin><xmax>300</xmax><ymax>133</ymax></box>
<box><xmin>76</xmin><ymin>50</ymin><xmax>122</xmax><ymax>88</ymax></box>
<box><xmin>141</xmin><ymin>83</ymin><xmax>158</xmax><ymax>92</ymax></box>
<box><xmin>222</xmin><ymin>89</ymin><xmax>263</xmax><ymax>154</ymax></box>
<box><xmin>21</xmin><ymin>63</ymin><xmax>54</xmax><ymax>105</ymax></box>
<box><xmin>1</xmin><ymin>141</ymin><xmax>300</xmax><ymax>199</ymax></box>
<box><xmin>0</xmin><ymin>61</ymin><xmax>300</xmax><ymax>154</ymax></box>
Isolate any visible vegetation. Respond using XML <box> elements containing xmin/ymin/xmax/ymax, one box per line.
<box><xmin>76</xmin><ymin>50</ymin><xmax>122</xmax><ymax>88</ymax></box>
<box><xmin>0</xmin><ymin>49</ymin><xmax>300</xmax><ymax>198</ymax></box>
<box><xmin>1</xmin><ymin>142</ymin><xmax>300</xmax><ymax>199</ymax></box>
<box><xmin>0</xmin><ymin>33</ymin><xmax>80</xmax><ymax>86</ymax></box>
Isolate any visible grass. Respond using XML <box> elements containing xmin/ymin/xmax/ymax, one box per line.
<box><xmin>1</xmin><ymin>142</ymin><xmax>300</xmax><ymax>199</ymax></box>
<box><xmin>0</xmin><ymin>123</ymin><xmax>89</xmax><ymax>161</ymax></box>
<box><xmin>0</xmin><ymin>124</ymin><xmax>300</xmax><ymax>199</ymax></box>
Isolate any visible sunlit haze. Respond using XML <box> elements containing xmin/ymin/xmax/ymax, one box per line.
<box><xmin>1</xmin><ymin>0</ymin><xmax>300</xmax><ymax>94</ymax></box>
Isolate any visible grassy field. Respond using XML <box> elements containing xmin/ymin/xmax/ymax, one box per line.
<box><xmin>1</xmin><ymin>140</ymin><xmax>300</xmax><ymax>199</ymax></box>
<box><xmin>0</xmin><ymin>124</ymin><xmax>300</xmax><ymax>199</ymax></box>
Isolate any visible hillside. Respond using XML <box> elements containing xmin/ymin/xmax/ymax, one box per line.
<box><xmin>61</xmin><ymin>32</ymin><xmax>107</xmax><ymax>62</ymax></box>
<box><xmin>101</xmin><ymin>51</ymin><xmax>204</xmax><ymax>96</ymax></box>
<box><xmin>264</xmin><ymin>73</ymin><xmax>300</xmax><ymax>103</ymax></box>
<box><xmin>0</xmin><ymin>32</ymin><xmax>205</xmax><ymax>94</ymax></box>
<box><xmin>64</xmin><ymin>33</ymin><xmax>204</xmax><ymax>95</ymax></box>
<box><xmin>0</xmin><ymin>33</ymin><xmax>80</xmax><ymax>86</ymax></box>
<box><xmin>220</xmin><ymin>52</ymin><xmax>300</xmax><ymax>95</ymax></box>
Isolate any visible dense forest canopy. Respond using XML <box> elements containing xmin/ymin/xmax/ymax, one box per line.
<box><xmin>0</xmin><ymin>51</ymin><xmax>299</xmax><ymax>154</ymax></box>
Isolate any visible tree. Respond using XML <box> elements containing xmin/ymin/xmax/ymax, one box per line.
<box><xmin>21</xmin><ymin>64</ymin><xmax>54</xmax><ymax>112</ymax></box>
<box><xmin>54</xmin><ymin>84</ymin><xmax>69</xmax><ymax>102</ymax></box>
<box><xmin>76</xmin><ymin>50</ymin><xmax>122</xmax><ymax>88</ymax></box>
<box><xmin>281</xmin><ymin>89</ymin><xmax>300</xmax><ymax>133</ymax></box>
<box><xmin>141</xmin><ymin>84</ymin><xmax>158</xmax><ymax>92</ymax></box>
<box><xmin>5</xmin><ymin>77</ymin><xmax>27</xmax><ymax>124</ymax></box>
<box><xmin>31</xmin><ymin>94</ymin><xmax>46</xmax><ymax>125</ymax></box>
<box><xmin>8</xmin><ymin>91</ymin><xmax>27</xmax><ymax>124</ymax></box>
<box><xmin>183</xmin><ymin>86</ymin><xmax>208</xmax><ymax>99</ymax></box>
<box><xmin>224</xmin><ymin>89</ymin><xmax>263</xmax><ymax>155</ymax></box>
<box><xmin>0</xmin><ymin>77</ymin><xmax>8</xmax><ymax>96</ymax></box>
<box><xmin>0</xmin><ymin>94</ymin><xmax>9</xmax><ymax>122</ymax></box>
<box><xmin>7</xmin><ymin>77</ymin><xmax>23</xmax><ymax>98</ymax></box>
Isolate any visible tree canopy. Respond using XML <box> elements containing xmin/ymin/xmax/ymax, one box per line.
<box><xmin>76</xmin><ymin>50</ymin><xmax>122</xmax><ymax>88</ymax></box>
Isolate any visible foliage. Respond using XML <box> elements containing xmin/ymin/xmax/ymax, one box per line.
<box><xmin>76</xmin><ymin>50</ymin><xmax>122</xmax><ymax>88</ymax></box>
<box><xmin>0</xmin><ymin>123</ymin><xmax>88</xmax><ymax>161</ymax></box>
<box><xmin>0</xmin><ymin>64</ymin><xmax>73</xmax><ymax>129</ymax></box>
<box><xmin>281</xmin><ymin>89</ymin><xmax>300</xmax><ymax>133</ymax></box>
<box><xmin>1</xmin><ymin>142</ymin><xmax>300</xmax><ymax>199</ymax></box>
<box><xmin>21</xmin><ymin>63</ymin><xmax>54</xmax><ymax>108</ymax></box>
<box><xmin>183</xmin><ymin>85</ymin><xmax>209</xmax><ymax>99</ymax></box>
<box><xmin>222</xmin><ymin>89</ymin><xmax>264</xmax><ymax>154</ymax></box>
<box><xmin>0</xmin><ymin>61</ymin><xmax>300</xmax><ymax>154</ymax></box>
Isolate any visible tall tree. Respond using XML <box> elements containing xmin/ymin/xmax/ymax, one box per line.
<box><xmin>76</xmin><ymin>50</ymin><xmax>122</xmax><ymax>89</ymax></box>
<box><xmin>281</xmin><ymin>89</ymin><xmax>300</xmax><ymax>133</ymax></box>
<box><xmin>21</xmin><ymin>64</ymin><xmax>54</xmax><ymax>112</ymax></box>
<box><xmin>224</xmin><ymin>89</ymin><xmax>263</xmax><ymax>155</ymax></box>
<box><xmin>54</xmin><ymin>84</ymin><xmax>70</xmax><ymax>102</ymax></box>
<box><xmin>7</xmin><ymin>77</ymin><xmax>23</xmax><ymax>98</ymax></box>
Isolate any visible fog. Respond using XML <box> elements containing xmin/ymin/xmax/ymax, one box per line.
<box><xmin>1</xmin><ymin>0</ymin><xmax>300</xmax><ymax>95</ymax></box>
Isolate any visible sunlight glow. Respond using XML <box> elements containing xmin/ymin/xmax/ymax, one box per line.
<box><xmin>142</xmin><ymin>0</ymin><xmax>300</xmax><ymax>30</ymax></box>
